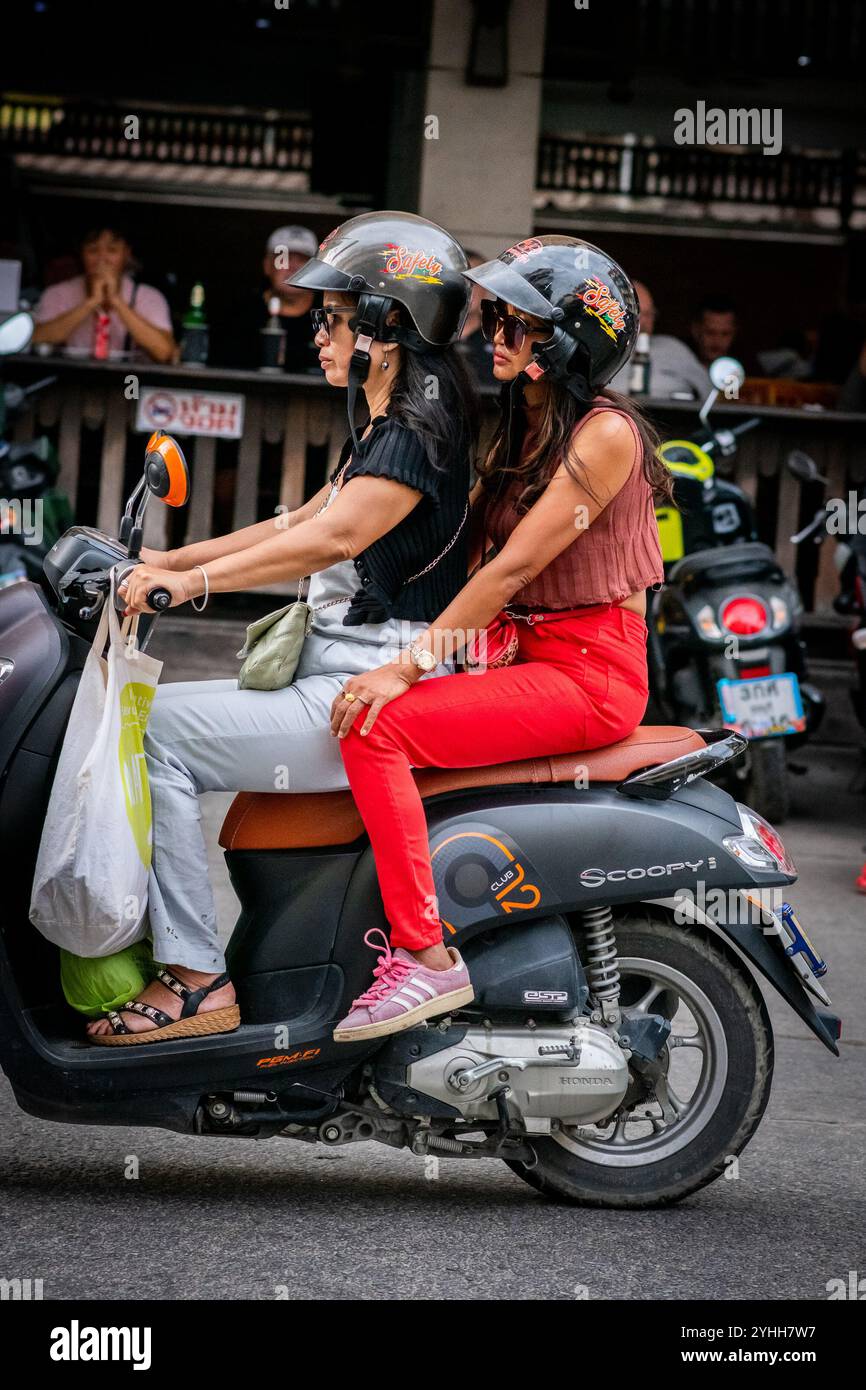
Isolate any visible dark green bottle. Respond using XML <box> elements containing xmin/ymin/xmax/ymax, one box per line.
<box><xmin>180</xmin><ymin>283</ymin><xmax>209</xmax><ymax>365</ymax></box>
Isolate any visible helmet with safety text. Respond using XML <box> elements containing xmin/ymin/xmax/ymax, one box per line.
<box><xmin>464</xmin><ymin>234</ymin><xmax>639</xmax><ymax>400</ymax></box>
<box><xmin>288</xmin><ymin>211</ymin><xmax>472</xmax><ymax>449</ymax></box>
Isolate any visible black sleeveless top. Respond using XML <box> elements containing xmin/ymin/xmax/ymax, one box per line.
<box><xmin>329</xmin><ymin>414</ymin><xmax>472</xmax><ymax>626</ymax></box>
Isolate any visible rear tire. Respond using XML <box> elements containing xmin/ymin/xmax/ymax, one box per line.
<box><xmin>505</xmin><ymin>913</ymin><xmax>774</xmax><ymax>1208</ymax></box>
<box><xmin>747</xmin><ymin>739</ymin><xmax>791</xmax><ymax>824</ymax></box>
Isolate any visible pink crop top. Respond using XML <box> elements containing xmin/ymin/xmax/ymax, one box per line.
<box><xmin>479</xmin><ymin>404</ymin><xmax>665</xmax><ymax>609</ymax></box>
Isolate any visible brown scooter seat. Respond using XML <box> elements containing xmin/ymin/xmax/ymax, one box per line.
<box><xmin>218</xmin><ymin>725</ymin><xmax>706</xmax><ymax>852</ymax></box>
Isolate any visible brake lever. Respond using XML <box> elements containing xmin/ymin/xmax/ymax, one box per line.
<box><xmin>78</xmin><ymin>580</ymin><xmax>108</xmax><ymax>621</ymax></box>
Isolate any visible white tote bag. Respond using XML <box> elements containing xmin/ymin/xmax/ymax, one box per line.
<box><xmin>29</xmin><ymin>573</ymin><xmax>163</xmax><ymax>957</ymax></box>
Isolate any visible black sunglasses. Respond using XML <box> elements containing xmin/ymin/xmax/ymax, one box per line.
<box><xmin>310</xmin><ymin>306</ymin><xmax>354</xmax><ymax>340</ymax></box>
<box><xmin>481</xmin><ymin>298</ymin><xmax>549</xmax><ymax>352</ymax></box>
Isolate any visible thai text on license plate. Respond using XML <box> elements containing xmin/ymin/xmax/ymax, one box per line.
<box><xmin>716</xmin><ymin>672</ymin><xmax>806</xmax><ymax>739</ymax></box>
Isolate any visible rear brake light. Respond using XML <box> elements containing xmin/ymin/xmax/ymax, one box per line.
<box><xmin>721</xmin><ymin>595</ymin><xmax>769</xmax><ymax>635</ymax></box>
<box><xmin>754</xmin><ymin>817</ymin><xmax>794</xmax><ymax>871</ymax></box>
<box><xmin>739</xmin><ymin>665</ymin><xmax>771</xmax><ymax>678</ymax></box>
<box><xmin>723</xmin><ymin>803</ymin><xmax>797</xmax><ymax>875</ymax></box>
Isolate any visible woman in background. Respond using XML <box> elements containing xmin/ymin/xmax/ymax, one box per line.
<box><xmin>32</xmin><ymin>226</ymin><xmax>176</xmax><ymax>363</ymax></box>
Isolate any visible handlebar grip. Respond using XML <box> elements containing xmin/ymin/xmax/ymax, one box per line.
<box><xmin>146</xmin><ymin>587</ymin><xmax>172</xmax><ymax>612</ymax></box>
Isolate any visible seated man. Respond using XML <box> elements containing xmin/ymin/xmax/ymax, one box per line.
<box><xmin>32</xmin><ymin>227</ymin><xmax>175</xmax><ymax>364</ymax></box>
<box><xmin>690</xmin><ymin>292</ymin><xmax>740</xmax><ymax>368</ymax></box>
<box><xmin>609</xmin><ymin>280</ymin><xmax>710</xmax><ymax>400</ymax></box>
<box><xmin>215</xmin><ymin>224</ymin><xmax>320</xmax><ymax>372</ymax></box>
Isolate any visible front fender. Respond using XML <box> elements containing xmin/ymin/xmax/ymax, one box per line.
<box><xmin>648</xmin><ymin>893</ymin><xmax>840</xmax><ymax>1055</ymax></box>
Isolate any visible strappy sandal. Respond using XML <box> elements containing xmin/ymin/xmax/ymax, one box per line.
<box><xmin>89</xmin><ymin>969</ymin><xmax>241</xmax><ymax>1047</ymax></box>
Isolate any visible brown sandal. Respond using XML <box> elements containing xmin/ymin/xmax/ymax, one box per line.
<box><xmin>89</xmin><ymin>969</ymin><xmax>240</xmax><ymax>1047</ymax></box>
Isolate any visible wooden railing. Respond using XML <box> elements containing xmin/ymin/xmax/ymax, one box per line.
<box><xmin>5</xmin><ymin>355</ymin><xmax>865</xmax><ymax>615</ymax></box>
<box><xmin>537</xmin><ymin>135</ymin><xmax>864</xmax><ymax>228</ymax></box>
<box><xmin>0</xmin><ymin>95</ymin><xmax>313</xmax><ymax>174</ymax></box>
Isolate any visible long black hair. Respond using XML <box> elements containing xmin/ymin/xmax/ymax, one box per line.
<box><xmin>478</xmin><ymin>376</ymin><xmax>674</xmax><ymax>511</ymax></box>
<box><xmin>386</xmin><ymin>324</ymin><xmax>480</xmax><ymax>475</ymax></box>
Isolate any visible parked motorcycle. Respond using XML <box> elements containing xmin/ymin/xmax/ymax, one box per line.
<box><xmin>831</xmin><ymin>505</ymin><xmax>866</xmax><ymax>746</ymax></box>
<box><xmin>0</xmin><ymin>430</ymin><xmax>839</xmax><ymax>1208</ymax></box>
<box><xmin>829</xmin><ymin>485</ymin><xmax>866</xmax><ymax>887</ymax></box>
<box><xmin>649</xmin><ymin>357</ymin><xmax>824</xmax><ymax>824</ymax></box>
<box><xmin>0</xmin><ymin>310</ymin><xmax>72</xmax><ymax>588</ymax></box>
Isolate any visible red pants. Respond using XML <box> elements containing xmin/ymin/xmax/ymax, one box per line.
<box><xmin>339</xmin><ymin>604</ymin><xmax>650</xmax><ymax>950</ymax></box>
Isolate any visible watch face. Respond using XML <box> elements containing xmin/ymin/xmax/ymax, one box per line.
<box><xmin>413</xmin><ymin>645</ymin><xmax>436</xmax><ymax>671</ymax></box>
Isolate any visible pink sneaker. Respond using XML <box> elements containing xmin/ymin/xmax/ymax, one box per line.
<box><xmin>334</xmin><ymin>928</ymin><xmax>474</xmax><ymax>1043</ymax></box>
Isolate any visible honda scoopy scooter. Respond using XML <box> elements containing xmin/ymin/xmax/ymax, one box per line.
<box><xmin>0</xmin><ymin>427</ymin><xmax>840</xmax><ymax>1208</ymax></box>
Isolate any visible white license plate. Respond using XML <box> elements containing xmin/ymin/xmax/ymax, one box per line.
<box><xmin>716</xmin><ymin>672</ymin><xmax>806</xmax><ymax>739</ymax></box>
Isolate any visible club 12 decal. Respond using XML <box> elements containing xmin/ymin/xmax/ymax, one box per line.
<box><xmin>430</xmin><ymin>821</ymin><xmax>554</xmax><ymax>934</ymax></box>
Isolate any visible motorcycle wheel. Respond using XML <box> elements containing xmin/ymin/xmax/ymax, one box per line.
<box><xmin>747</xmin><ymin>739</ymin><xmax>790</xmax><ymax>824</ymax></box>
<box><xmin>505</xmin><ymin>913</ymin><xmax>774</xmax><ymax>1208</ymax></box>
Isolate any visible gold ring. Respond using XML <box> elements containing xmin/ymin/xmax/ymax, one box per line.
<box><xmin>342</xmin><ymin>691</ymin><xmax>356</xmax><ymax>703</ymax></box>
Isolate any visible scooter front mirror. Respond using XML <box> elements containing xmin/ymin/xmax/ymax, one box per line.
<box><xmin>118</xmin><ymin>433</ymin><xmax>190</xmax><ymax>553</ymax></box>
<box><xmin>144</xmin><ymin>432</ymin><xmax>189</xmax><ymax>507</ymax></box>
<box><xmin>787</xmin><ymin>449</ymin><xmax>827</xmax><ymax>485</ymax></box>
<box><xmin>0</xmin><ymin>311</ymin><xmax>34</xmax><ymax>356</ymax></box>
<box><xmin>708</xmin><ymin>356</ymin><xmax>745</xmax><ymax>394</ymax></box>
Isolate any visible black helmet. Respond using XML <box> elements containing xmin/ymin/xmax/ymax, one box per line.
<box><xmin>465</xmin><ymin>234</ymin><xmax>639</xmax><ymax>398</ymax></box>
<box><xmin>288</xmin><ymin>211</ymin><xmax>471</xmax><ymax>448</ymax></box>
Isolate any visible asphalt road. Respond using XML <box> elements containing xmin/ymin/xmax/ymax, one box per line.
<box><xmin>1</xmin><ymin>617</ymin><xmax>863</xmax><ymax>1301</ymax></box>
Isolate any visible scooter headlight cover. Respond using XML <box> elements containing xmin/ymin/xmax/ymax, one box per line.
<box><xmin>723</xmin><ymin>803</ymin><xmax>797</xmax><ymax>875</ymax></box>
<box><xmin>769</xmin><ymin>595</ymin><xmax>789</xmax><ymax>631</ymax></box>
<box><xmin>696</xmin><ymin>603</ymin><xmax>723</xmax><ymax>639</ymax></box>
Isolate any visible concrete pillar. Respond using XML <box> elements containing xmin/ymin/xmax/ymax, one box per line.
<box><xmin>417</xmin><ymin>0</ymin><xmax>547</xmax><ymax>257</ymax></box>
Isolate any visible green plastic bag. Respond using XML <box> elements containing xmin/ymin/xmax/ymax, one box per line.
<box><xmin>59</xmin><ymin>940</ymin><xmax>160</xmax><ymax>1018</ymax></box>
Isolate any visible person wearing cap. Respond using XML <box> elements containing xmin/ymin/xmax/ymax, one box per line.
<box><xmin>216</xmin><ymin>224</ymin><xmax>320</xmax><ymax>371</ymax></box>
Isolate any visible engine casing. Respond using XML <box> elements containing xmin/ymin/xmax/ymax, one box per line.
<box><xmin>405</xmin><ymin>1021</ymin><xmax>629</xmax><ymax>1132</ymax></box>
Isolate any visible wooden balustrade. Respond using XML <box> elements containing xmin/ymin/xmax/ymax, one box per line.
<box><xmin>5</xmin><ymin>354</ymin><xmax>865</xmax><ymax>614</ymax></box>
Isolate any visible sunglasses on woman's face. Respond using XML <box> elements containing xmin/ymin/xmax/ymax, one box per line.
<box><xmin>481</xmin><ymin>299</ymin><xmax>549</xmax><ymax>352</ymax></box>
<box><xmin>310</xmin><ymin>305</ymin><xmax>354</xmax><ymax>340</ymax></box>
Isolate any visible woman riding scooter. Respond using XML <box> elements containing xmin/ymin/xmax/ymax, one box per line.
<box><xmin>330</xmin><ymin>235</ymin><xmax>674</xmax><ymax>1042</ymax></box>
<box><xmin>87</xmin><ymin>211</ymin><xmax>478</xmax><ymax>1044</ymax></box>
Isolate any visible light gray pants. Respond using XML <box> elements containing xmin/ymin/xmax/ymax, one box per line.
<box><xmin>143</xmin><ymin>618</ymin><xmax>436</xmax><ymax>972</ymax></box>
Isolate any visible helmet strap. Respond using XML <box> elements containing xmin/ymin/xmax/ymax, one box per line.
<box><xmin>525</xmin><ymin>327</ymin><xmax>595</xmax><ymax>409</ymax></box>
<box><xmin>346</xmin><ymin>293</ymin><xmax>393</xmax><ymax>454</ymax></box>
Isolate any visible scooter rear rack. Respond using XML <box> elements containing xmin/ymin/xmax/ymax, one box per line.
<box><xmin>617</xmin><ymin>729</ymin><xmax>747</xmax><ymax>801</ymax></box>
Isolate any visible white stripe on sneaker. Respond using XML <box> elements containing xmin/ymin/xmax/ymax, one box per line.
<box><xmin>400</xmin><ymin>985</ymin><xmax>429</xmax><ymax>1005</ymax></box>
<box><xmin>409</xmin><ymin>977</ymin><xmax>437</xmax><ymax>998</ymax></box>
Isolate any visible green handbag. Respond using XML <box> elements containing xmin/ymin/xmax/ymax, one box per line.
<box><xmin>236</xmin><ymin>583</ymin><xmax>345</xmax><ymax>691</ymax></box>
<box><xmin>236</xmin><ymin>468</ymin><xmax>349</xmax><ymax>692</ymax></box>
<box><xmin>236</xmin><ymin>488</ymin><xmax>470</xmax><ymax>692</ymax></box>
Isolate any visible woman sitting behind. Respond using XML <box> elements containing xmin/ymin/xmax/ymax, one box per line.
<box><xmin>329</xmin><ymin>235</ymin><xmax>673</xmax><ymax>1042</ymax></box>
